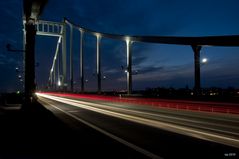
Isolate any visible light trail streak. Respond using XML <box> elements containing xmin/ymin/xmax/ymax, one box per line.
<box><xmin>40</xmin><ymin>92</ymin><xmax>239</xmax><ymax>114</ymax></box>
<box><xmin>36</xmin><ymin>93</ymin><xmax>239</xmax><ymax>148</ymax></box>
<box><xmin>39</xmin><ymin>96</ymin><xmax>163</xmax><ymax>159</ymax></box>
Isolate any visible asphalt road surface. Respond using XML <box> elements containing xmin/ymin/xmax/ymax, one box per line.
<box><xmin>36</xmin><ymin>93</ymin><xmax>239</xmax><ymax>159</ymax></box>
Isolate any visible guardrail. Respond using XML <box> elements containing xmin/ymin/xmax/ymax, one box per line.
<box><xmin>40</xmin><ymin>92</ymin><xmax>239</xmax><ymax>115</ymax></box>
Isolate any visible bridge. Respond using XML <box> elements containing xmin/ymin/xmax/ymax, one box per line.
<box><xmin>19</xmin><ymin>0</ymin><xmax>239</xmax><ymax>158</ymax></box>
<box><xmin>24</xmin><ymin>18</ymin><xmax>239</xmax><ymax>95</ymax></box>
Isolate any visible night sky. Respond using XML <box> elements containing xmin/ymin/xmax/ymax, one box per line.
<box><xmin>0</xmin><ymin>0</ymin><xmax>239</xmax><ymax>92</ymax></box>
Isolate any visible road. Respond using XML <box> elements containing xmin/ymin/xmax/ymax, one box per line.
<box><xmin>36</xmin><ymin>93</ymin><xmax>239</xmax><ymax>159</ymax></box>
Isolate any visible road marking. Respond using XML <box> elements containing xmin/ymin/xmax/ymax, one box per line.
<box><xmin>40</xmin><ymin>98</ymin><xmax>163</xmax><ymax>159</ymax></box>
<box><xmin>37</xmin><ymin>93</ymin><xmax>239</xmax><ymax>148</ymax></box>
<box><xmin>38</xmin><ymin>93</ymin><xmax>239</xmax><ymax>134</ymax></box>
<box><xmin>52</xmin><ymin>97</ymin><xmax>239</xmax><ymax>136</ymax></box>
<box><xmin>67</xmin><ymin>110</ymin><xmax>79</xmax><ymax>113</ymax></box>
<box><xmin>67</xmin><ymin>100</ymin><xmax>239</xmax><ymax>134</ymax></box>
<box><xmin>45</xmin><ymin>94</ymin><xmax>239</xmax><ymax>123</ymax></box>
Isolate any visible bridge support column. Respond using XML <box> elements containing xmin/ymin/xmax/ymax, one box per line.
<box><xmin>50</xmin><ymin>36</ymin><xmax>62</xmax><ymax>90</ymax></box>
<box><xmin>96</xmin><ymin>34</ymin><xmax>101</xmax><ymax>94</ymax></box>
<box><xmin>192</xmin><ymin>45</ymin><xmax>202</xmax><ymax>96</ymax></box>
<box><xmin>57</xmin><ymin>49</ymin><xmax>60</xmax><ymax>90</ymax></box>
<box><xmin>49</xmin><ymin>71</ymin><xmax>53</xmax><ymax>89</ymax></box>
<box><xmin>126</xmin><ymin>38</ymin><xmax>132</xmax><ymax>95</ymax></box>
<box><xmin>53</xmin><ymin>64</ymin><xmax>56</xmax><ymax>89</ymax></box>
<box><xmin>24</xmin><ymin>21</ymin><xmax>36</xmax><ymax>104</ymax></box>
<box><xmin>70</xmin><ymin>25</ymin><xmax>74</xmax><ymax>92</ymax></box>
<box><xmin>62</xmin><ymin>23</ymin><xmax>67</xmax><ymax>91</ymax></box>
<box><xmin>80</xmin><ymin>29</ymin><xmax>84</xmax><ymax>92</ymax></box>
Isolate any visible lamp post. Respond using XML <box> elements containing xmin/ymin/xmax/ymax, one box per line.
<box><xmin>192</xmin><ymin>45</ymin><xmax>202</xmax><ymax>96</ymax></box>
<box><xmin>200</xmin><ymin>57</ymin><xmax>208</xmax><ymax>95</ymax></box>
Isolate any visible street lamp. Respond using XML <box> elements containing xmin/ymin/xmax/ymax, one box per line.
<box><xmin>201</xmin><ymin>57</ymin><xmax>208</xmax><ymax>95</ymax></box>
<box><xmin>202</xmin><ymin>58</ymin><xmax>208</xmax><ymax>64</ymax></box>
<box><xmin>57</xmin><ymin>80</ymin><xmax>61</xmax><ymax>86</ymax></box>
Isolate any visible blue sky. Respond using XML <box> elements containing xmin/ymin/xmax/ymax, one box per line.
<box><xmin>0</xmin><ymin>0</ymin><xmax>239</xmax><ymax>92</ymax></box>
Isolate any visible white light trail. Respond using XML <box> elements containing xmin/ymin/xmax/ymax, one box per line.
<box><xmin>36</xmin><ymin>93</ymin><xmax>239</xmax><ymax>148</ymax></box>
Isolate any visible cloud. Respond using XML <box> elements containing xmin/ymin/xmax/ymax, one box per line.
<box><xmin>133</xmin><ymin>56</ymin><xmax>148</xmax><ymax>66</ymax></box>
<box><xmin>0</xmin><ymin>56</ymin><xmax>19</xmax><ymax>66</ymax></box>
<box><xmin>117</xmin><ymin>62</ymin><xmax>192</xmax><ymax>82</ymax></box>
<box><xmin>135</xmin><ymin>65</ymin><xmax>164</xmax><ymax>74</ymax></box>
<box><xmin>103</xmin><ymin>68</ymin><xmax>119</xmax><ymax>74</ymax></box>
<box><xmin>0</xmin><ymin>54</ymin><xmax>6</xmax><ymax>65</ymax></box>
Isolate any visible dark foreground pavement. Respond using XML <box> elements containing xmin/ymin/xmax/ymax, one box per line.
<box><xmin>0</xmin><ymin>101</ymin><xmax>148</xmax><ymax>159</ymax></box>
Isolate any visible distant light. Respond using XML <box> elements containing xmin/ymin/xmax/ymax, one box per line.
<box><xmin>58</xmin><ymin>80</ymin><xmax>61</xmax><ymax>86</ymax></box>
<box><xmin>95</xmin><ymin>32</ymin><xmax>102</xmax><ymax>38</ymax></box>
<box><xmin>125</xmin><ymin>36</ymin><xmax>131</xmax><ymax>44</ymax></box>
<box><xmin>16</xmin><ymin>67</ymin><xmax>19</xmax><ymax>73</ymax></box>
<box><xmin>16</xmin><ymin>91</ymin><xmax>20</xmax><ymax>94</ymax></box>
<box><xmin>103</xmin><ymin>76</ymin><xmax>106</xmax><ymax>79</ymax></box>
<box><xmin>79</xmin><ymin>28</ymin><xmax>84</xmax><ymax>33</ymax></box>
<box><xmin>85</xmin><ymin>79</ymin><xmax>89</xmax><ymax>82</ymax></box>
<box><xmin>124</xmin><ymin>70</ymin><xmax>128</xmax><ymax>73</ymax></box>
<box><xmin>57</xmin><ymin>37</ymin><xmax>62</xmax><ymax>44</ymax></box>
<box><xmin>202</xmin><ymin>58</ymin><xmax>208</xmax><ymax>63</ymax></box>
<box><xmin>210</xmin><ymin>92</ymin><xmax>216</xmax><ymax>96</ymax></box>
<box><xmin>18</xmin><ymin>75</ymin><xmax>22</xmax><ymax>79</ymax></box>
